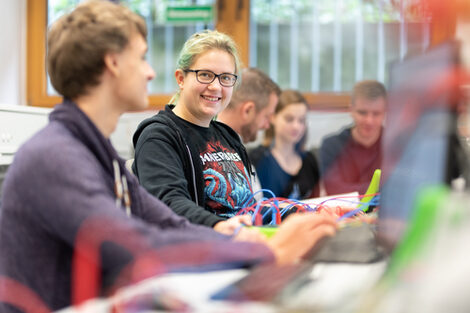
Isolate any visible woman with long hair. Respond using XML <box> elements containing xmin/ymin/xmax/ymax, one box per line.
<box><xmin>250</xmin><ymin>90</ymin><xmax>320</xmax><ymax>200</ymax></box>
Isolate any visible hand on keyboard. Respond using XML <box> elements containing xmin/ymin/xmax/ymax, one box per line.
<box><xmin>266</xmin><ymin>213</ymin><xmax>337</xmax><ymax>265</ymax></box>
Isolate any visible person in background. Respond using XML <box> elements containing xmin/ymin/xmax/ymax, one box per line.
<box><xmin>132</xmin><ymin>30</ymin><xmax>335</xmax><ymax>237</ymax></box>
<box><xmin>0</xmin><ymin>2</ymin><xmax>336</xmax><ymax>312</ymax></box>
<box><xmin>217</xmin><ymin>67</ymin><xmax>280</xmax><ymax>144</ymax></box>
<box><xmin>217</xmin><ymin>67</ymin><xmax>281</xmax><ymax>199</ymax></box>
<box><xmin>249</xmin><ymin>90</ymin><xmax>320</xmax><ymax>200</ymax></box>
<box><xmin>319</xmin><ymin>80</ymin><xmax>386</xmax><ymax>195</ymax></box>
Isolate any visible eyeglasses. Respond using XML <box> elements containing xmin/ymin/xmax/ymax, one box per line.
<box><xmin>184</xmin><ymin>69</ymin><xmax>238</xmax><ymax>87</ymax></box>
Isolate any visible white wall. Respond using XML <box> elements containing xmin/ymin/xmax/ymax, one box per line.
<box><xmin>112</xmin><ymin>111</ymin><xmax>158</xmax><ymax>159</ymax></box>
<box><xmin>306</xmin><ymin>111</ymin><xmax>352</xmax><ymax>150</ymax></box>
<box><xmin>0</xmin><ymin>0</ymin><xmax>26</xmax><ymax>106</ymax></box>
<box><xmin>0</xmin><ymin>104</ymin><xmax>50</xmax><ymax>165</ymax></box>
<box><xmin>0</xmin><ymin>104</ymin><xmax>157</xmax><ymax>164</ymax></box>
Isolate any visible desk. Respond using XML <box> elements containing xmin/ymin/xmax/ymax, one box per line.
<box><xmin>290</xmin><ymin>261</ymin><xmax>387</xmax><ymax>312</ymax></box>
<box><xmin>57</xmin><ymin>261</ymin><xmax>387</xmax><ymax>313</ymax></box>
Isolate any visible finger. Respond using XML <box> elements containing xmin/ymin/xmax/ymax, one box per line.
<box><xmin>285</xmin><ymin>213</ymin><xmax>337</xmax><ymax>229</ymax></box>
<box><xmin>298</xmin><ymin>224</ymin><xmax>336</xmax><ymax>257</ymax></box>
<box><xmin>226</xmin><ymin>217</ymin><xmax>242</xmax><ymax>227</ymax></box>
<box><xmin>307</xmin><ymin>224</ymin><xmax>336</xmax><ymax>239</ymax></box>
<box><xmin>238</xmin><ymin>214</ymin><xmax>253</xmax><ymax>226</ymax></box>
<box><xmin>234</xmin><ymin>227</ymin><xmax>267</xmax><ymax>243</ymax></box>
<box><xmin>317</xmin><ymin>209</ymin><xmax>340</xmax><ymax>219</ymax></box>
<box><xmin>214</xmin><ymin>221</ymin><xmax>236</xmax><ymax>235</ymax></box>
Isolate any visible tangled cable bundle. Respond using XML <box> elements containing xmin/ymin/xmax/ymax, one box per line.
<box><xmin>236</xmin><ymin>189</ymin><xmax>380</xmax><ymax>226</ymax></box>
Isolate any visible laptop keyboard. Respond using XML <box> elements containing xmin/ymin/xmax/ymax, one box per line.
<box><xmin>307</xmin><ymin>223</ymin><xmax>385</xmax><ymax>264</ymax></box>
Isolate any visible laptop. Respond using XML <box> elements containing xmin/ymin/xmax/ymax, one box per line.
<box><xmin>211</xmin><ymin>40</ymin><xmax>464</xmax><ymax>303</ymax></box>
<box><xmin>377</xmin><ymin>39</ymin><xmax>463</xmax><ymax>252</ymax></box>
<box><xmin>312</xmin><ymin>39</ymin><xmax>464</xmax><ymax>263</ymax></box>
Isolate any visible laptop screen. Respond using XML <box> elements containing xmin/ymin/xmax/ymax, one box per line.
<box><xmin>377</xmin><ymin>40</ymin><xmax>461</xmax><ymax>252</ymax></box>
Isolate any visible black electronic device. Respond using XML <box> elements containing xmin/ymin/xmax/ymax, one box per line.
<box><xmin>308</xmin><ymin>223</ymin><xmax>385</xmax><ymax>264</ymax></box>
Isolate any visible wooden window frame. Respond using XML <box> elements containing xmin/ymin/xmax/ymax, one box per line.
<box><xmin>27</xmin><ymin>0</ymin><xmax>172</xmax><ymax>109</ymax></box>
<box><xmin>28</xmin><ymin>0</ymin><xmax>459</xmax><ymax>110</ymax></box>
<box><xmin>27</xmin><ymin>0</ymin><xmax>351</xmax><ymax>110</ymax></box>
<box><xmin>27</xmin><ymin>0</ymin><xmax>60</xmax><ymax>108</ymax></box>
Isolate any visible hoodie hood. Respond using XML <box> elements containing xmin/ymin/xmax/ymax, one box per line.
<box><xmin>132</xmin><ymin>104</ymin><xmax>245</xmax><ymax>154</ymax></box>
<box><xmin>132</xmin><ymin>111</ymin><xmax>165</xmax><ymax>148</ymax></box>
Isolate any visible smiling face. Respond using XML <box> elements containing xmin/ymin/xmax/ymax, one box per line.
<box><xmin>174</xmin><ymin>49</ymin><xmax>236</xmax><ymax>127</ymax></box>
<box><xmin>351</xmin><ymin>96</ymin><xmax>386</xmax><ymax>145</ymax></box>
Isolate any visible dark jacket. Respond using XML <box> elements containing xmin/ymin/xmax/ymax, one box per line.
<box><xmin>133</xmin><ymin>105</ymin><xmax>254</xmax><ymax>227</ymax></box>
<box><xmin>319</xmin><ymin>126</ymin><xmax>352</xmax><ymax>175</ymax></box>
<box><xmin>249</xmin><ymin>145</ymin><xmax>320</xmax><ymax>199</ymax></box>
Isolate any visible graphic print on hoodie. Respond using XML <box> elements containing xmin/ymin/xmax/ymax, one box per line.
<box><xmin>200</xmin><ymin>140</ymin><xmax>254</xmax><ymax>218</ymax></box>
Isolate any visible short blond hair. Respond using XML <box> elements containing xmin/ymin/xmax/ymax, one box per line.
<box><xmin>47</xmin><ymin>0</ymin><xmax>147</xmax><ymax>99</ymax></box>
<box><xmin>351</xmin><ymin>80</ymin><xmax>387</xmax><ymax>105</ymax></box>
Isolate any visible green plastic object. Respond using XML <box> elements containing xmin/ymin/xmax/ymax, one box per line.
<box><xmin>384</xmin><ymin>185</ymin><xmax>449</xmax><ymax>282</ymax></box>
<box><xmin>359</xmin><ymin>169</ymin><xmax>381</xmax><ymax>212</ymax></box>
<box><xmin>250</xmin><ymin>226</ymin><xmax>278</xmax><ymax>238</ymax></box>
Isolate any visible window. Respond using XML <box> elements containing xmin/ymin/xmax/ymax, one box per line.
<box><xmin>27</xmin><ymin>0</ymin><xmax>452</xmax><ymax>109</ymax></box>
<box><xmin>249</xmin><ymin>0</ymin><xmax>431</xmax><ymax>93</ymax></box>
<box><xmin>29</xmin><ymin>0</ymin><xmax>231</xmax><ymax>108</ymax></box>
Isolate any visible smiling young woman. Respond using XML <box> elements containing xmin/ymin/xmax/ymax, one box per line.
<box><xmin>131</xmin><ymin>30</ymin><xmax>261</xmax><ymax>236</ymax></box>
<box><xmin>131</xmin><ymin>30</ymin><xmax>337</xmax><ymax>260</ymax></box>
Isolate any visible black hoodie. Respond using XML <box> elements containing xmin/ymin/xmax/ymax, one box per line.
<box><xmin>133</xmin><ymin>105</ymin><xmax>254</xmax><ymax>227</ymax></box>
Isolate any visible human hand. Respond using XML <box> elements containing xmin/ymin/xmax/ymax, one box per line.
<box><xmin>233</xmin><ymin>227</ymin><xmax>269</xmax><ymax>244</ymax></box>
<box><xmin>213</xmin><ymin>215</ymin><xmax>253</xmax><ymax>235</ymax></box>
<box><xmin>318</xmin><ymin>205</ymin><xmax>376</xmax><ymax>224</ymax></box>
<box><xmin>266</xmin><ymin>213</ymin><xmax>336</xmax><ymax>265</ymax></box>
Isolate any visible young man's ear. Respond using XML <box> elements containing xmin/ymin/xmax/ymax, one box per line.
<box><xmin>104</xmin><ymin>53</ymin><xmax>120</xmax><ymax>77</ymax></box>
<box><xmin>241</xmin><ymin>101</ymin><xmax>256</xmax><ymax>120</ymax></box>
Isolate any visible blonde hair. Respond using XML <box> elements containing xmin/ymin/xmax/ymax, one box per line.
<box><xmin>47</xmin><ymin>0</ymin><xmax>146</xmax><ymax>99</ymax></box>
<box><xmin>171</xmin><ymin>30</ymin><xmax>242</xmax><ymax>104</ymax></box>
<box><xmin>351</xmin><ymin>80</ymin><xmax>387</xmax><ymax>105</ymax></box>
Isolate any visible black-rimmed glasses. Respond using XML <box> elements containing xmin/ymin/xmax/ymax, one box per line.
<box><xmin>184</xmin><ymin>69</ymin><xmax>237</xmax><ymax>87</ymax></box>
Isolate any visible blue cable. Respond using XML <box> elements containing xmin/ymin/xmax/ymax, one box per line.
<box><xmin>242</xmin><ymin>188</ymin><xmax>381</xmax><ymax>224</ymax></box>
<box><xmin>336</xmin><ymin>207</ymin><xmax>364</xmax><ymax>221</ymax></box>
<box><xmin>252</xmin><ymin>197</ymin><xmax>270</xmax><ymax>224</ymax></box>
<box><xmin>336</xmin><ymin>197</ymin><xmax>380</xmax><ymax>221</ymax></box>
<box><xmin>260</xmin><ymin>201</ymin><xmax>280</xmax><ymax>225</ymax></box>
